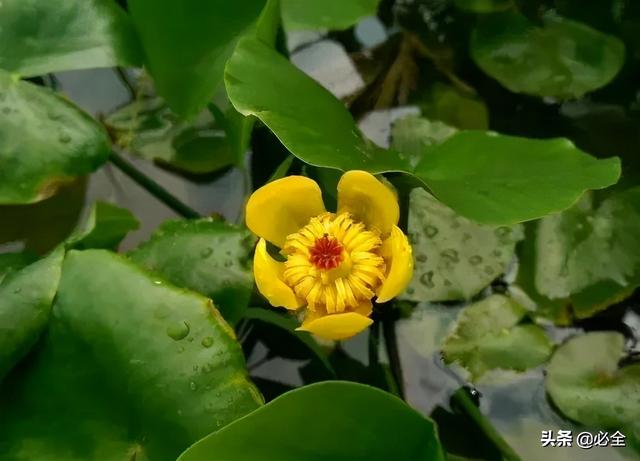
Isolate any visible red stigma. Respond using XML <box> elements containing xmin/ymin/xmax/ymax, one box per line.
<box><xmin>309</xmin><ymin>235</ymin><xmax>343</xmax><ymax>270</ymax></box>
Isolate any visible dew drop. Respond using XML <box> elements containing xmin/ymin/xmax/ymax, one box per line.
<box><xmin>492</xmin><ymin>249</ymin><xmax>502</xmax><ymax>257</ymax></box>
<box><xmin>468</xmin><ymin>255</ymin><xmax>483</xmax><ymax>266</ymax></box>
<box><xmin>167</xmin><ymin>321</ymin><xmax>190</xmax><ymax>340</ymax></box>
<box><xmin>200</xmin><ymin>247</ymin><xmax>213</xmax><ymax>258</ymax></box>
<box><xmin>494</xmin><ymin>227</ymin><xmax>511</xmax><ymax>239</ymax></box>
<box><xmin>13</xmin><ymin>287</ymin><xmax>22</xmax><ymax>294</ymax></box>
<box><xmin>484</xmin><ymin>266</ymin><xmax>495</xmax><ymax>275</ymax></box>
<box><xmin>58</xmin><ymin>132</ymin><xmax>71</xmax><ymax>144</ymax></box>
<box><xmin>424</xmin><ymin>225</ymin><xmax>439</xmax><ymax>238</ymax></box>
<box><xmin>416</xmin><ymin>253</ymin><xmax>428</xmax><ymax>263</ymax></box>
<box><xmin>419</xmin><ymin>271</ymin><xmax>435</xmax><ymax>288</ymax></box>
<box><xmin>201</xmin><ymin>336</ymin><xmax>214</xmax><ymax>348</ymax></box>
<box><xmin>441</xmin><ymin>249</ymin><xmax>459</xmax><ymax>262</ymax></box>
<box><xmin>189</xmin><ymin>381</ymin><xmax>198</xmax><ymax>391</ymax></box>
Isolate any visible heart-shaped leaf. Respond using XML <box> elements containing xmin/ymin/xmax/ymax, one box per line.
<box><xmin>546</xmin><ymin>332</ymin><xmax>640</xmax><ymax>438</ymax></box>
<box><xmin>533</xmin><ymin>188</ymin><xmax>640</xmax><ymax>318</ymax></box>
<box><xmin>0</xmin><ymin>0</ymin><xmax>141</xmax><ymax>76</ymax></box>
<box><xmin>0</xmin><ymin>249</ymin><xmax>262</xmax><ymax>460</ymax></box>
<box><xmin>0</xmin><ymin>247</ymin><xmax>63</xmax><ymax>381</ymax></box>
<box><xmin>130</xmin><ymin>219</ymin><xmax>255</xmax><ymax>325</ymax></box>
<box><xmin>282</xmin><ymin>0</ymin><xmax>381</xmax><ymax>30</ymax></box>
<box><xmin>471</xmin><ymin>12</ymin><xmax>625</xmax><ymax>98</ymax></box>
<box><xmin>129</xmin><ymin>0</ymin><xmax>267</xmax><ymax>117</ymax></box>
<box><xmin>225</xmin><ymin>38</ymin><xmax>621</xmax><ymax>225</ymax></box>
<box><xmin>0</xmin><ymin>71</ymin><xmax>110</xmax><ymax>204</ymax></box>
<box><xmin>442</xmin><ymin>294</ymin><xmax>553</xmax><ymax>380</ymax></box>
<box><xmin>178</xmin><ymin>381</ymin><xmax>446</xmax><ymax>461</ymax></box>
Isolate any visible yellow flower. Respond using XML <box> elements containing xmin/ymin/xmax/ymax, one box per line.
<box><xmin>246</xmin><ymin>170</ymin><xmax>413</xmax><ymax>341</ymax></box>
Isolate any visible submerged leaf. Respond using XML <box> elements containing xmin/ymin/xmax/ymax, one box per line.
<box><xmin>442</xmin><ymin>295</ymin><xmax>553</xmax><ymax>380</ymax></box>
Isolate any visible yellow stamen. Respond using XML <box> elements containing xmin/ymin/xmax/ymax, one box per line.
<box><xmin>282</xmin><ymin>213</ymin><xmax>386</xmax><ymax>313</ymax></box>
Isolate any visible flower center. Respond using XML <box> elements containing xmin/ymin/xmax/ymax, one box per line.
<box><xmin>282</xmin><ymin>213</ymin><xmax>386</xmax><ymax>314</ymax></box>
<box><xmin>309</xmin><ymin>235</ymin><xmax>343</xmax><ymax>269</ymax></box>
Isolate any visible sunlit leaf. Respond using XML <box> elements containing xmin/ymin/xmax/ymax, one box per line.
<box><xmin>282</xmin><ymin>0</ymin><xmax>381</xmax><ymax>30</ymax></box>
<box><xmin>546</xmin><ymin>332</ymin><xmax>640</xmax><ymax>438</ymax></box>
<box><xmin>0</xmin><ymin>247</ymin><xmax>63</xmax><ymax>381</ymax></box>
<box><xmin>471</xmin><ymin>12</ymin><xmax>625</xmax><ymax>98</ymax></box>
<box><xmin>402</xmin><ymin>188</ymin><xmax>523</xmax><ymax>302</ymax></box>
<box><xmin>0</xmin><ymin>249</ymin><xmax>262</xmax><ymax>460</ymax></box>
<box><xmin>442</xmin><ymin>295</ymin><xmax>553</xmax><ymax>380</ymax></box>
<box><xmin>0</xmin><ymin>71</ymin><xmax>110</xmax><ymax>204</ymax></box>
<box><xmin>178</xmin><ymin>381</ymin><xmax>446</xmax><ymax>461</ymax></box>
<box><xmin>0</xmin><ymin>0</ymin><xmax>141</xmax><ymax>76</ymax></box>
<box><xmin>129</xmin><ymin>0</ymin><xmax>267</xmax><ymax>117</ymax></box>
<box><xmin>226</xmin><ymin>38</ymin><xmax>620</xmax><ymax>225</ymax></box>
<box><xmin>130</xmin><ymin>219</ymin><xmax>254</xmax><ymax>325</ymax></box>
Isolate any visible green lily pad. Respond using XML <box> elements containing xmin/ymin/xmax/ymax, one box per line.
<box><xmin>129</xmin><ymin>0</ymin><xmax>267</xmax><ymax>117</ymax></box>
<box><xmin>414</xmin><ymin>83</ymin><xmax>489</xmax><ymax>130</ymax></box>
<box><xmin>178</xmin><ymin>381</ymin><xmax>446</xmax><ymax>461</ymax></box>
<box><xmin>0</xmin><ymin>247</ymin><xmax>64</xmax><ymax>381</ymax></box>
<box><xmin>391</xmin><ymin>116</ymin><xmax>458</xmax><ymax>168</ymax></box>
<box><xmin>402</xmin><ymin>188</ymin><xmax>523</xmax><ymax>302</ymax></box>
<box><xmin>546</xmin><ymin>332</ymin><xmax>640</xmax><ymax>438</ymax></box>
<box><xmin>105</xmin><ymin>96</ymin><xmax>240</xmax><ymax>175</ymax></box>
<box><xmin>0</xmin><ymin>249</ymin><xmax>262</xmax><ymax>460</ymax></box>
<box><xmin>0</xmin><ymin>71</ymin><xmax>110</xmax><ymax>204</ymax></box>
<box><xmin>533</xmin><ymin>188</ymin><xmax>640</xmax><ymax>318</ymax></box>
<box><xmin>471</xmin><ymin>12</ymin><xmax>625</xmax><ymax>98</ymax></box>
<box><xmin>0</xmin><ymin>0</ymin><xmax>141</xmax><ymax>76</ymax></box>
<box><xmin>442</xmin><ymin>294</ymin><xmax>553</xmax><ymax>380</ymax></box>
<box><xmin>225</xmin><ymin>38</ymin><xmax>620</xmax><ymax>225</ymax></box>
<box><xmin>282</xmin><ymin>0</ymin><xmax>381</xmax><ymax>30</ymax></box>
<box><xmin>67</xmin><ymin>201</ymin><xmax>140</xmax><ymax>250</ymax></box>
<box><xmin>130</xmin><ymin>219</ymin><xmax>255</xmax><ymax>325</ymax></box>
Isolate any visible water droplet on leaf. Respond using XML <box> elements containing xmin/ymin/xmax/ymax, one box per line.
<box><xmin>201</xmin><ymin>336</ymin><xmax>214</xmax><ymax>348</ymax></box>
<box><xmin>167</xmin><ymin>321</ymin><xmax>190</xmax><ymax>340</ymax></box>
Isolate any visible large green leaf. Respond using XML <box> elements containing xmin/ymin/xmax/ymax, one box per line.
<box><xmin>471</xmin><ymin>12</ymin><xmax>625</xmax><ymax>99</ymax></box>
<box><xmin>129</xmin><ymin>0</ymin><xmax>266</xmax><ymax>117</ymax></box>
<box><xmin>442</xmin><ymin>295</ymin><xmax>553</xmax><ymax>380</ymax></box>
<box><xmin>0</xmin><ymin>71</ymin><xmax>110</xmax><ymax>204</ymax></box>
<box><xmin>282</xmin><ymin>0</ymin><xmax>381</xmax><ymax>30</ymax></box>
<box><xmin>0</xmin><ymin>252</ymin><xmax>37</xmax><ymax>282</ymax></box>
<box><xmin>415</xmin><ymin>132</ymin><xmax>620</xmax><ymax>224</ymax></box>
<box><xmin>0</xmin><ymin>250</ymin><xmax>262</xmax><ymax>461</ymax></box>
<box><xmin>105</xmin><ymin>96</ymin><xmax>239</xmax><ymax>174</ymax></box>
<box><xmin>178</xmin><ymin>381</ymin><xmax>446</xmax><ymax>461</ymax></box>
<box><xmin>0</xmin><ymin>247</ymin><xmax>63</xmax><ymax>381</ymax></box>
<box><xmin>225</xmin><ymin>38</ymin><xmax>621</xmax><ymax>225</ymax></box>
<box><xmin>546</xmin><ymin>332</ymin><xmax>640</xmax><ymax>438</ymax></box>
<box><xmin>533</xmin><ymin>188</ymin><xmax>640</xmax><ymax>318</ymax></box>
<box><xmin>0</xmin><ymin>0</ymin><xmax>141</xmax><ymax>76</ymax></box>
<box><xmin>402</xmin><ymin>188</ymin><xmax>523</xmax><ymax>302</ymax></box>
<box><xmin>67</xmin><ymin>201</ymin><xmax>140</xmax><ymax>250</ymax></box>
<box><xmin>130</xmin><ymin>219</ymin><xmax>254</xmax><ymax>325</ymax></box>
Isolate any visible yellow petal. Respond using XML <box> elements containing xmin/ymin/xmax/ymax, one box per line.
<box><xmin>246</xmin><ymin>176</ymin><xmax>325</xmax><ymax>247</ymax></box>
<box><xmin>297</xmin><ymin>311</ymin><xmax>373</xmax><ymax>341</ymax></box>
<box><xmin>376</xmin><ymin>226</ymin><xmax>413</xmax><ymax>303</ymax></box>
<box><xmin>254</xmin><ymin>238</ymin><xmax>304</xmax><ymax>310</ymax></box>
<box><xmin>336</xmin><ymin>170</ymin><xmax>399</xmax><ymax>236</ymax></box>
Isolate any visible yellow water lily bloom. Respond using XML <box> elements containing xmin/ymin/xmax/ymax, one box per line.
<box><xmin>246</xmin><ymin>170</ymin><xmax>413</xmax><ymax>341</ymax></box>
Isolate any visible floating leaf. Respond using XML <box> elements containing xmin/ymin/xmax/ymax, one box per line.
<box><xmin>546</xmin><ymin>332</ymin><xmax>640</xmax><ymax>438</ymax></box>
<box><xmin>105</xmin><ymin>96</ymin><xmax>238</xmax><ymax>174</ymax></box>
<box><xmin>533</xmin><ymin>188</ymin><xmax>640</xmax><ymax>318</ymax></box>
<box><xmin>442</xmin><ymin>295</ymin><xmax>553</xmax><ymax>380</ymax></box>
<box><xmin>0</xmin><ymin>71</ymin><xmax>110</xmax><ymax>204</ymax></box>
<box><xmin>402</xmin><ymin>188</ymin><xmax>523</xmax><ymax>302</ymax></box>
<box><xmin>0</xmin><ymin>249</ymin><xmax>261</xmax><ymax>460</ymax></box>
<box><xmin>226</xmin><ymin>38</ymin><xmax>620</xmax><ymax>225</ymax></box>
<box><xmin>129</xmin><ymin>0</ymin><xmax>267</xmax><ymax>117</ymax></box>
<box><xmin>282</xmin><ymin>0</ymin><xmax>381</xmax><ymax>30</ymax></box>
<box><xmin>471</xmin><ymin>12</ymin><xmax>625</xmax><ymax>98</ymax></box>
<box><xmin>415</xmin><ymin>83</ymin><xmax>489</xmax><ymax>130</ymax></box>
<box><xmin>0</xmin><ymin>0</ymin><xmax>141</xmax><ymax>76</ymax></box>
<box><xmin>391</xmin><ymin>116</ymin><xmax>458</xmax><ymax>168</ymax></box>
<box><xmin>0</xmin><ymin>247</ymin><xmax>63</xmax><ymax>381</ymax></box>
<box><xmin>67</xmin><ymin>201</ymin><xmax>139</xmax><ymax>250</ymax></box>
<box><xmin>130</xmin><ymin>219</ymin><xmax>254</xmax><ymax>325</ymax></box>
<box><xmin>178</xmin><ymin>381</ymin><xmax>445</xmax><ymax>461</ymax></box>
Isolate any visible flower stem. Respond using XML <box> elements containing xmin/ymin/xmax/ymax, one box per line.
<box><xmin>109</xmin><ymin>152</ymin><xmax>201</xmax><ymax>219</ymax></box>
<box><xmin>451</xmin><ymin>388</ymin><xmax>522</xmax><ymax>461</ymax></box>
<box><xmin>381</xmin><ymin>308</ymin><xmax>405</xmax><ymax>399</ymax></box>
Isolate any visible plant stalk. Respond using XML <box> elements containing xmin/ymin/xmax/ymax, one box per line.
<box><xmin>109</xmin><ymin>152</ymin><xmax>201</xmax><ymax>219</ymax></box>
